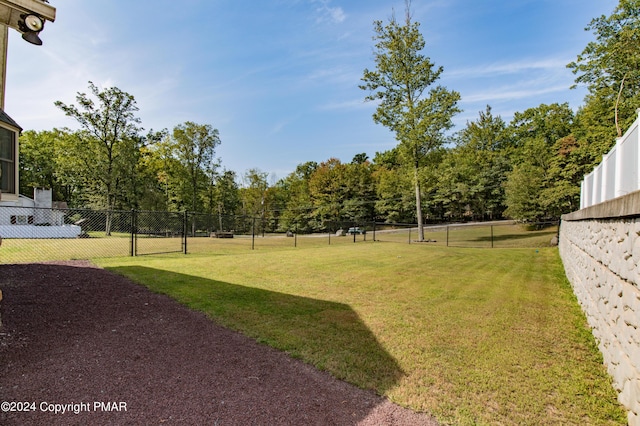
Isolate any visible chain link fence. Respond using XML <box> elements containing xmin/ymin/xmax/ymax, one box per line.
<box><xmin>0</xmin><ymin>206</ymin><xmax>373</xmax><ymax>263</ymax></box>
<box><xmin>371</xmin><ymin>221</ymin><xmax>559</xmax><ymax>248</ymax></box>
<box><xmin>0</xmin><ymin>206</ymin><xmax>186</xmax><ymax>263</ymax></box>
<box><xmin>0</xmin><ymin>205</ymin><xmax>559</xmax><ymax>264</ymax></box>
<box><xmin>186</xmin><ymin>213</ymin><xmax>370</xmax><ymax>253</ymax></box>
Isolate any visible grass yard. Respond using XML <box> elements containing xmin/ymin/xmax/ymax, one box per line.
<box><xmin>0</xmin><ymin>236</ymin><xmax>132</xmax><ymax>262</ymax></box>
<box><xmin>0</xmin><ymin>222</ymin><xmax>556</xmax><ymax>264</ymax></box>
<box><xmin>96</xmin><ymin>242</ymin><xmax>626</xmax><ymax>425</ymax></box>
<box><xmin>373</xmin><ymin>222</ymin><xmax>558</xmax><ymax>248</ymax></box>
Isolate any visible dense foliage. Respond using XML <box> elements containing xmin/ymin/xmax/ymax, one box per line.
<box><xmin>18</xmin><ymin>0</ymin><xmax>638</xmax><ymax>228</ymax></box>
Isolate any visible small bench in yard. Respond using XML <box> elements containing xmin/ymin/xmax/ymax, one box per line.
<box><xmin>214</xmin><ymin>231</ymin><xmax>234</xmax><ymax>238</ymax></box>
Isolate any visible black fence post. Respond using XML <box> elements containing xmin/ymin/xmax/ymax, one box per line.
<box><xmin>373</xmin><ymin>221</ymin><xmax>376</xmax><ymax>242</ymax></box>
<box><xmin>408</xmin><ymin>227</ymin><xmax>411</xmax><ymax>244</ymax></box>
<box><xmin>130</xmin><ymin>209</ymin><xmax>136</xmax><ymax>257</ymax></box>
<box><xmin>183</xmin><ymin>211</ymin><xmax>188</xmax><ymax>254</ymax></box>
<box><xmin>252</xmin><ymin>217</ymin><xmax>256</xmax><ymax>250</ymax></box>
<box><xmin>446</xmin><ymin>226</ymin><xmax>449</xmax><ymax>247</ymax></box>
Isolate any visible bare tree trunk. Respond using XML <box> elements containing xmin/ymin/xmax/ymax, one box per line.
<box><xmin>615</xmin><ymin>74</ymin><xmax>626</xmax><ymax>138</ymax></box>
<box><xmin>414</xmin><ymin>165</ymin><xmax>424</xmax><ymax>242</ymax></box>
<box><xmin>105</xmin><ymin>193</ymin><xmax>113</xmax><ymax>236</ymax></box>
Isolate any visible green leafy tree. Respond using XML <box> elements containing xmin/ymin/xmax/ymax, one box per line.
<box><xmin>308</xmin><ymin>158</ymin><xmax>349</xmax><ymax>231</ymax></box>
<box><xmin>126</xmin><ymin>129</ymin><xmax>168</xmax><ymax>211</ymax></box>
<box><xmin>372</xmin><ymin>148</ymin><xmax>414</xmax><ymax>223</ymax></box>
<box><xmin>540</xmin><ymin>135</ymin><xmax>583</xmax><ymax>216</ymax></box>
<box><xmin>572</xmin><ymin>96</ymin><xmax>619</xmax><ymax>165</ymax></box>
<box><xmin>239</xmin><ymin>168</ymin><xmax>269</xmax><ymax>233</ymax></box>
<box><xmin>149</xmin><ymin>135</ymin><xmax>184</xmax><ymax>211</ymax></box>
<box><xmin>360</xmin><ymin>3</ymin><xmax>461</xmax><ymax>240</ymax></box>
<box><xmin>169</xmin><ymin>122</ymin><xmax>221</xmax><ymax>213</ymax></box>
<box><xmin>55</xmin><ymin>82</ymin><xmax>143</xmax><ymax>233</ymax></box>
<box><xmin>240</xmin><ymin>168</ymin><xmax>268</xmax><ymax>216</ymax></box>
<box><xmin>211</xmin><ymin>169</ymin><xmax>240</xmax><ymax>231</ymax></box>
<box><xmin>342</xmin><ymin>154</ymin><xmax>375</xmax><ymax>226</ymax></box>
<box><xmin>504</xmin><ymin>163</ymin><xmax>545</xmax><ymax>221</ymax></box>
<box><xmin>55</xmin><ymin>82</ymin><xmax>142</xmax><ymax>210</ymax></box>
<box><xmin>448</xmin><ymin>106</ymin><xmax>511</xmax><ymax>219</ymax></box>
<box><xmin>568</xmin><ymin>0</ymin><xmax>640</xmax><ymax>137</ymax></box>
<box><xmin>504</xmin><ymin>103</ymin><xmax>575</xmax><ymax>220</ymax></box>
<box><xmin>52</xmin><ymin>129</ymin><xmax>90</xmax><ymax>207</ymax></box>
<box><xmin>18</xmin><ymin>129</ymin><xmax>67</xmax><ymax>200</ymax></box>
<box><xmin>276</xmin><ymin>161</ymin><xmax>317</xmax><ymax>233</ymax></box>
<box><xmin>433</xmin><ymin>149</ymin><xmax>474</xmax><ymax>220</ymax></box>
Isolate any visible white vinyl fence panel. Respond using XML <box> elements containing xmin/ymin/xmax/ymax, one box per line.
<box><xmin>581</xmin><ymin>109</ymin><xmax>640</xmax><ymax>208</ymax></box>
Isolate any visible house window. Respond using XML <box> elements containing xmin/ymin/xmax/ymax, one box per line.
<box><xmin>0</xmin><ymin>126</ymin><xmax>15</xmax><ymax>194</ymax></box>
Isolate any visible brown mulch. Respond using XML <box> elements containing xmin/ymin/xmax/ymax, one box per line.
<box><xmin>0</xmin><ymin>261</ymin><xmax>439</xmax><ymax>425</ymax></box>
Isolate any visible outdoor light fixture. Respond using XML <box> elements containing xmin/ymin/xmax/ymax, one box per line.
<box><xmin>0</xmin><ymin>1</ymin><xmax>56</xmax><ymax>47</ymax></box>
<box><xmin>0</xmin><ymin>0</ymin><xmax>56</xmax><ymax>109</ymax></box>
<box><xmin>18</xmin><ymin>13</ymin><xmax>44</xmax><ymax>45</ymax></box>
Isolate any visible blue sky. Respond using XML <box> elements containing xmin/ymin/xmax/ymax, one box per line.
<box><xmin>5</xmin><ymin>0</ymin><xmax>618</xmax><ymax>181</ymax></box>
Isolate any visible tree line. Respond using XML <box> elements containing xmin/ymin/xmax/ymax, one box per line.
<box><xmin>17</xmin><ymin>0</ymin><xmax>640</xmax><ymax>234</ymax></box>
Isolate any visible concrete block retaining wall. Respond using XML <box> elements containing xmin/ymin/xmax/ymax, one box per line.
<box><xmin>560</xmin><ymin>192</ymin><xmax>640</xmax><ymax>426</ymax></box>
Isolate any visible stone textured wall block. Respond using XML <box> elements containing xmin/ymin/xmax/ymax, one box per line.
<box><xmin>560</xmin><ymin>217</ymin><xmax>640</xmax><ymax>424</ymax></box>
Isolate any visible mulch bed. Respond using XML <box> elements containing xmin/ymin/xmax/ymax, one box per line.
<box><xmin>0</xmin><ymin>261</ymin><xmax>438</xmax><ymax>425</ymax></box>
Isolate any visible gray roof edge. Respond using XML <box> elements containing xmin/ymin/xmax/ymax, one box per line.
<box><xmin>0</xmin><ymin>109</ymin><xmax>23</xmax><ymax>132</ymax></box>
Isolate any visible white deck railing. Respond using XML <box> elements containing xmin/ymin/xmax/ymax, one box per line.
<box><xmin>581</xmin><ymin>109</ymin><xmax>640</xmax><ymax>209</ymax></box>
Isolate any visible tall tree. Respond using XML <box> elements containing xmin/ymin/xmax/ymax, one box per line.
<box><xmin>240</xmin><ymin>168</ymin><xmax>269</xmax><ymax>234</ymax></box>
<box><xmin>276</xmin><ymin>161</ymin><xmax>317</xmax><ymax>233</ymax></box>
<box><xmin>52</xmin><ymin>129</ymin><xmax>90</xmax><ymax>207</ymax></box>
<box><xmin>448</xmin><ymin>106</ymin><xmax>511</xmax><ymax>219</ymax></box>
<box><xmin>211</xmin><ymin>169</ymin><xmax>240</xmax><ymax>231</ymax></box>
<box><xmin>170</xmin><ymin>122</ymin><xmax>221</xmax><ymax>213</ymax></box>
<box><xmin>55</xmin><ymin>82</ymin><xmax>143</xmax><ymax>233</ymax></box>
<box><xmin>308</xmin><ymin>158</ymin><xmax>350</xmax><ymax>231</ymax></box>
<box><xmin>343</xmin><ymin>154</ymin><xmax>375</xmax><ymax>225</ymax></box>
<box><xmin>360</xmin><ymin>3</ymin><xmax>461</xmax><ymax>241</ymax></box>
<box><xmin>122</xmin><ymin>129</ymin><xmax>167</xmax><ymax>211</ymax></box>
<box><xmin>568</xmin><ymin>0</ymin><xmax>640</xmax><ymax>137</ymax></box>
<box><xmin>540</xmin><ymin>135</ymin><xmax>583</xmax><ymax>216</ymax></box>
<box><xmin>55</xmin><ymin>82</ymin><xmax>142</xmax><ymax>209</ymax></box>
<box><xmin>18</xmin><ymin>129</ymin><xmax>65</xmax><ymax>200</ymax></box>
<box><xmin>373</xmin><ymin>163</ymin><xmax>414</xmax><ymax>223</ymax></box>
<box><xmin>504</xmin><ymin>103</ymin><xmax>575</xmax><ymax>221</ymax></box>
<box><xmin>503</xmin><ymin>163</ymin><xmax>545</xmax><ymax>221</ymax></box>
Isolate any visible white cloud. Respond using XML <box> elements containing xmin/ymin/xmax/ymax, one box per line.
<box><xmin>312</xmin><ymin>0</ymin><xmax>346</xmax><ymax>24</ymax></box>
<box><xmin>327</xmin><ymin>6</ymin><xmax>346</xmax><ymax>23</ymax></box>
<box><xmin>463</xmin><ymin>84</ymin><xmax>570</xmax><ymax>103</ymax></box>
<box><xmin>270</xmin><ymin>118</ymin><xmax>294</xmax><ymax>135</ymax></box>
<box><xmin>318</xmin><ymin>98</ymin><xmax>372</xmax><ymax>111</ymax></box>
<box><xmin>448</xmin><ymin>57</ymin><xmax>571</xmax><ymax>79</ymax></box>
<box><xmin>304</xmin><ymin>65</ymin><xmax>361</xmax><ymax>86</ymax></box>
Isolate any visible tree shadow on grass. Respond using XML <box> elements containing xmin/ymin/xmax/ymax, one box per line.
<box><xmin>445</xmin><ymin>228</ymin><xmax>557</xmax><ymax>247</ymax></box>
<box><xmin>107</xmin><ymin>265</ymin><xmax>405</xmax><ymax>394</ymax></box>
<box><xmin>470</xmin><ymin>229</ymin><xmax>557</xmax><ymax>243</ymax></box>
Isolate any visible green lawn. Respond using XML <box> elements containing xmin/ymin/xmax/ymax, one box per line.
<box><xmin>372</xmin><ymin>223</ymin><xmax>558</xmax><ymax>248</ymax></box>
<box><xmin>0</xmin><ymin>236</ymin><xmax>132</xmax><ymax>262</ymax></box>
<box><xmin>96</xmin><ymin>243</ymin><xmax>626</xmax><ymax>425</ymax></box>
<box><xmin>0</xmin><ymin>222</ymin><xmax>556</xmax><ymax>263</ymax></box>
